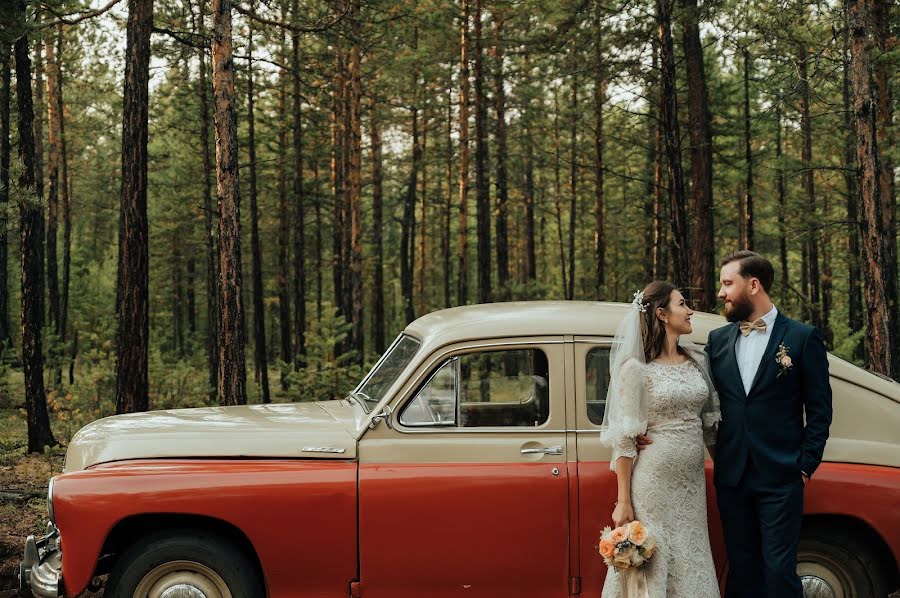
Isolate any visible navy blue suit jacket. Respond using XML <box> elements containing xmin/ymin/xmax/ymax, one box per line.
<box><xmin>705</xmin><ymin>313</ymin><xmax>833</xmax><ymax>487</ymax></box>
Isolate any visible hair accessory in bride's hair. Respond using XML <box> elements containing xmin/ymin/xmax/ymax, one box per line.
<box><xmin>631</xmin><ymin>290</ymin><xmax>650</xmax><ymax>313</ymax></box>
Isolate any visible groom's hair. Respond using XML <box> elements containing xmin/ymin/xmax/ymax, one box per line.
<box><xmin>721</xmin><ymin>250</ymin><xmax>774</xmax><ymax>293</ymax></box>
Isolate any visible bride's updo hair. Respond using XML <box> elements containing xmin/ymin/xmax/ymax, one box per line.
<box><xmin>639</xmin><ymin>280</ymin><xmax>688</xmax><ymax>362</ymax></box>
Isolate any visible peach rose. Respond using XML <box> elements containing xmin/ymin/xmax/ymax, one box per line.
<box><xmin>781</xmin><ymin>355</ymin><xmax>792</xmax><ymax>367</ymax></box>
<box><xmin>612</xmin><ymin>549</ymin><xmax>633</xmax><ymax>568</ymax></box>
<box><xmin>628</xmin><ymin>521</ymin><xmax>647</xmax><ymax>546</ymax></box>
<box><xmin>599</xmin><ymin>539</ymin><xmax>615</xmax><ymax>559</ymax></box>
<box><xmin>610</xmin><ymin>526</ymin><xmax>629</xmax><ymax>544</ymax></box>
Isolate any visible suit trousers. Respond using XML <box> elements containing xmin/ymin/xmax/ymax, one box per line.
<box><xmin>716</xmin><ymin>458</ymin><xmax>805</xmax><ymax>598</ymax></box>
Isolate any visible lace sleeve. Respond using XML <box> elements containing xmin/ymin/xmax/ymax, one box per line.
<box><xmin>696</xmin><ymin>352</ymin><xmax>721</xmax><ymax>446</ymax></box>
<box><xmin>600</xmin><ymin>358</ymin><xmax>646</xmax><ymax>470</ymax></box>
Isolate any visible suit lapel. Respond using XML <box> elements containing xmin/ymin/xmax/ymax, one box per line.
<box><xmin>724</xmin><ymin>323</ymin><xmax>745</xmax><ymax>397</ymax></box>
<box><xmin>747</xmin><ymin>312</ymin><xmax>790</xmax><ymax>398</ymax></box>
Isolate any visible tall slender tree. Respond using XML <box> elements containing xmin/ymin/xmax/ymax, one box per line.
<box><xmin>741</xmin><ymin>47</ymin><xmax>754</xmax><ymax>251</ymax></box>
<box><xmin>474</xmin><ymin>0</ymin><xmax>490</xmax><ymax>304</ymax></box>
<box><xmin>211</xmin><ymin>0</ymin><xmax>247</xmax><ymax>405</ymax></box>
<box><xmin>246</xmin><ymin>23</ymin><xmax>269</xmax><ymax>403</ymax></box>
<box><xmin>849</xmin><ymin>0</ymin><xmax>892</xmax><ymax>375</ymax></box>
<box><xmin>348</xmin><ymin>0</ymin><xmax>363</xmax><ymax>361</ymax></box>
<box><xmin>45</xmin><ymin>29</ymin><xmax>61</xmax><ymax>336</ymax></box>
<box><xmin>593</xmin><ymin>10</ymin><xmax>606</xmax><ymax>296</ymax></box>
<box><xmin>457</xmin><ymin>0</ymin><xmax>471</xmax><ymax>306</ymax></box>
<box><xmin>15</xmin><ymin>0</ymin><xmax>56</xmax><ymax>450</ymax></box>
<box><xmin>115</xmin><ymin>0</ymin><xmax>154</xmax><ymax>414</ymax></box>
<box><xmin>276</xmin><ymin>27</ymin><xmax>291</xmax><ymax>382</ymax></box>
<box><xmin>0</xmin><ymin>52</ymin><xmax>10</xmax><ymax>349</ymax></box>
<box><xmin>291</xmin><ymin>0</ymin><xmax>306</xmax><ymax>368</ymax></box>
<box><xmin>493</xmin><ymin>9</ymin><xmax>509</xmax><ymax>298</ymax></box>
<box><xmin>842</xmin><ymin>2</ymin><xmax>862</xmax><ymax>349</ymax></box>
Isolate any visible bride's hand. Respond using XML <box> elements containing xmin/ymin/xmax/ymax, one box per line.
<box><xmin>612</xmin><ymin>501</ymin><xmax>635</xmax><ymax>528</ymax></box>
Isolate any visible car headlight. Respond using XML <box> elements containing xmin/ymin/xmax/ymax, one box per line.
<box><xmin>47</xmin><ymin>477</ymin><xmax>55</xmax><ymax>525</ymax></box>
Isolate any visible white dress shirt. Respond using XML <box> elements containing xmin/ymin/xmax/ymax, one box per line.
<box><xmin>735</xmin><ymin>304</ymin><xmax>778</xmax><ymax>395</ymax></box>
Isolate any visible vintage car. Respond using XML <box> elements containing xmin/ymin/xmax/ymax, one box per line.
<box><xmin>19</xmin><ymin>301</ymin><xmax>900</xmax><ymax>598</ymax></box>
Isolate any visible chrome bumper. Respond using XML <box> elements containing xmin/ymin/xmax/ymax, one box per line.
<box><xmin>19</xmin><ymin>523</ymin><xmax>62</xmax><ymax>598</ymax></box>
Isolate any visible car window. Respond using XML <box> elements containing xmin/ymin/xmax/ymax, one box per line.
<box><xmin>400</xmin><ymin>348</ymin><xmax>550</xmax><ymax>428</ymax></box>
<box><xmin>586</xmin><ymin>346</ymin><xmax>611</xmax><ymax>425</ymax></box>
<box><xmin>356</xmin><ymin>335</ymin><xmax>421</xmax><ymax>410</ymax></box>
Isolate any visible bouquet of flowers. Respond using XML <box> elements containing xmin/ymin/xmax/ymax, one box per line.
<box><xmin>598</xmin><ymin>520</ymin><xmax>657</xmax><ymax>569</ymax></box>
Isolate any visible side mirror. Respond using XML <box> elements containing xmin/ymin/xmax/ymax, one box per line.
<box><xmin>369</xmin><ymin>404</ymin><xmax>394</xmax><ymax>430</ymax></box>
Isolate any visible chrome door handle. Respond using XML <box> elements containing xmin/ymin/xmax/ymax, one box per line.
<box><xmin>520</xmin><ymin>446</ymin><xmax>563</xmax><ymax>455</ymax></box>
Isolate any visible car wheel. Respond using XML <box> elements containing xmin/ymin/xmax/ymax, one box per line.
<box><xmin>797</xmin><ymin>529</ymin><xmax>887</xmax><ymax>598</ymax></box>
<box><xmin>105</xmin><ymin>530</ymin><xmax>264</xmax><ymax>598</ymax></box>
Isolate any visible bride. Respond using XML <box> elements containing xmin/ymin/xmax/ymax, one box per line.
<box><xmin>600</xmin><ymin>281</ymin><xmax>720</xmax><ymax>597</ymax></box>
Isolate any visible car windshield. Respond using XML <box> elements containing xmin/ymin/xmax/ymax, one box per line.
<box><xmin>352</xmin><ymin>334</ymin><xmax>420</xmax><ymax>411</ymax></box>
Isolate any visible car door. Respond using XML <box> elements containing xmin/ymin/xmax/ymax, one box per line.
<box><xmin>571</xmin><ymin>336</ymin><xmax>727</xmax><ymax>595</ymax></box>
<box><xmin>357</xmin><ymin>337</ymin><xmax>571</xmax><ymax>597</ymax></box>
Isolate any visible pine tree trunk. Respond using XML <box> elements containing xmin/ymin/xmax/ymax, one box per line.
<box><xmin>0</xmin><ymin>53</ymin><xmax>10</xmax><ymax>348</ymax></box>
<box><xmin>197</xmin><ymin>0</ymin><xmax>218</xmax><ymax>402</ymax></box>
<box><xmin>45</xmin><ymin>33</ymin><xmax>60</xmax><ymax>336</ymax></box>
<box><xmin>849</xmin><ymin>0</ymin><xmax>892</xmax><ymax>375</ymax></box>
<box><xmin>657</xmin><ymin>0</ymin><xmax>689</xmax><ymax>288</ymax></box>
<box><xmin>493</xmin><ymin>10</ymin><xmax>509</xmax><ymax>298</ymax></box>
<box><xmin>842</xmin><ymin>2</ymin><xmax>863</xmax><ymax>343</ymax></box>
<box><xmin>314</xmin><ymin>160</ymin><xmax>322</xmax><ymax>322</ymax></box>
<box><xmin>568</xmin><ymin>68</ymin><xmax>578</xmax><ymax>301</ymax></box>
<box><xmin>246</xmin><ymin>25</ymin><xmax>269</xmax><ymax>403</ymax></box>
<box><xmin>115</xmin><ymin>0</ymin><xmax>153</xmax><ymax>414</ymax></box>
<box><xmin>291</xmin><ymin>0</ymin><xmax>306</xmax><ymax>368</ymax></box>
<box><xmin>33</xmin><ymin>12</ymin><xmax>45</xmax><ymax>326</ymax></box>
<box><xmin>401</xmin><ymin>107</ymin><xmax>419</xmax><ymax>324</ymax></box>
<box><xmin>444</xmin><ymin>81</ymin><xmax>453</xmax><ymax>307</ymax></box>
<box><xmin>593</xmin><ymin>18</ymin><xmax>606</xmax><ymax>295</ymax></box>
<box><xmin>680</xmin><ymin>0</ymin><xmax>713</xmax><ymax>309</ymax></box>
<box><xmin>331</xmin><ymin>46</ymin><xmax>345</xmax><ymax>322</ymax></box>
<box><xmin>457</xmin><ymin>0</ymin><xmax>471</xmax><ymax>306</ymax></box>
<box><xmin>186</xmin><ymin>257</ymin><xmax>196</xmax><ymax>334</ymax></box>
<box><xmin>173</xmin><ymin>231</ymin><xmax>185</xmax><ymax>358</ymax></box>
<box><xmin>59</xmin><ymin>24</ymin><xmax>71</xmax><ymax>356</ymax></box>
<box><xmin>872</xmin><ymin>0</ymin><xmax>898</xmax><ymax>375</ymax></box>
<box><xmin>276</xmin><ymin>42</ymin><xmax>291</xmax><ymax>379</ymax></box>
<box><xmin>524</xmin><ymin>119</ymin><xmax>536</xmax><ymax>283</ymax></box>
<box><xmin>417</xmin><ymin>101</ymin><xmax>428</xmax><ymax>315</ymax></box>
<box><xmin>741</xmin><ymin>47</ymin><xmax>754</xmax><ymax>251</ymax></box>
<box><xmin>15</xmin><ymin>1</ymin><xmax>56</xmax><ymax>451</ymax></box>
<box><xmin>371</xmin><ymin>115</ymin><xmax>385</xmax><ymax>353</ymax></box>
<box><xmin>474</xmin><ymin>0</ymin><xmax>491</xmax><ymax>304</ymax></box>
<box><xmin>553</xmin><ymin>90</ymin><xmax>568</xmax><ymax>298</ymax></box>
<box><xmin>348</xmin><ymin>0</ymin><xmax>364</xmax><ymax>362</ymax></box>
<box><xmin>775</xmin><ymin>102</ymin><xmax>789</xmax><ymax>309</ymax></box>
<box><xmin>799</xmin><ymin>44</ymin><xmax>823</xmax><ymax>333</ymax></box>
<box><xmin>211</xmin><ymin>0</ymin><xmax>247</xmax><ymax>405</ymax></box>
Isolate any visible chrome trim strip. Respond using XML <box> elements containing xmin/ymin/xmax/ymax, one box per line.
<box><xmin>521</xmin><ymin>446</ymin><xmax>563</xmax><ymax>455</ymax></box>
<box><xmin>301</xmin><ymin>447</ymin><xmax>347</xmax><ymax>454</ymax></box>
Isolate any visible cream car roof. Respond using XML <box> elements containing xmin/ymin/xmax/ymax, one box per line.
<box><xmin>403</xmin><ymin>301</ymin><xmax>899</xmax><ymax>403</ymax></box>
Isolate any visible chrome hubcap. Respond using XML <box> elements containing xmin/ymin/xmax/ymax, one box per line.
<box><xmin>159</xmin><ymin>585</ymin><xmax>208</xmax><ymax>598</ymax></box>
<box><xmin>801</xmin><ymin>575</ymin><xmax>837</xmax><ymax>598</ymax></box>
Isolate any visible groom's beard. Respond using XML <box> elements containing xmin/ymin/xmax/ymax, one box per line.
<box><xmin>724</xmin><ymin>292</ymin><xmax>754</xmax><ymax>322</ymax></box>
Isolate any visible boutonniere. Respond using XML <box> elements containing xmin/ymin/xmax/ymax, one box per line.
<box><xmin>775</xmin><ymin>343</ymin><xmax>792</xmax><ymax>378</ymax></box>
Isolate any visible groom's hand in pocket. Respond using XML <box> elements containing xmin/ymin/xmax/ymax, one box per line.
<box><xmin>635</xmin><ymin>434</ymin><xmax>653</xmax><ymax>452</ymax></box>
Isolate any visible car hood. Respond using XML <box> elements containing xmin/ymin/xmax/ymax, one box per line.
<box><xmin>64</xmin><ymin>401</ymin><xmax>362</xmax><ymax>472</ymax></box>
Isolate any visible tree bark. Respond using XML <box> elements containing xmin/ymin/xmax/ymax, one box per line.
<box><xmin>33</xmin><ymin>11</ymin><xmax>45</xmax><ymax>325</ymax></box>
<box><xmin>0</xmin><ymin>53</ymin><xmax>10</xmax><ymax>348</ymax></box>
<box><xmin>457</xmin><ymin>0</ymin><xmax>471</xmax><ymax>306</ymax></box>
<box><xmin>15</xmin><ymin>1</ymin><xmax>57</xmax><ymax>451</ymax></box>
<box><xmin>417</xmin><ymin>100</ymin><xmax>428</xmax><ymax>316</ymax></box>
<box><xmin>474</xmin><ymin>0</ymin><xmax>491</xmax><ymax>304</ymax></box>
<box><xmin>211</xmin><ymin>0</ymin><xmax>247</xmax><ymax>405</ymax></box>
<box><xmin>524</xmin><ymin>118</ymin><xmax>536</xmax><ymax>283</ymax></box>
<box><xmin>58</xmin><ymin>22</ymin><xmax>71</xmax><ymax>356</ymax></box>
<box><xmin>593</xmin><ymin>15</ymin><xmax>606</xmax><ymax>296</ymax></box>
<box><xmin>680</xmin><ymin>0</ymin><xmax>714</xmax><ymax>309</ymax></box>
<box><xmin>553</xmin><ymin>89</ymin><xmax>568</xmax><ymax>298</ymax></box>
<box><xmin>657</xmin><ymin>0</ymin><xmax>689</xmax><ymax>289</ymax></box>
<box><xmin>348</xmin><ymin>0</ymin><xmax>363</xmax><ymax>362</ymax></box>
<box><xmin>775</xmin><ymin>101</ymin><xmax>789</xmax><ymax>309</ymax></box>
<box><xmin>115</xmin><ymin>0</ymin><xmax>153</xmax><ymax>414</ymax></box>
<box><xmin>173</xmin><ymin>231</ymin><xmax>185</xmax><ymax>358</ymax></box>
<box><xmin>842</xmin><ymin>2</ymin><xmax>863</xmax><ymax>344</ymax></box>
<box><xmin>291</xmin><ymin>0</ymin><xmax>306</xmax><ymax>368</ymax></box>
<box><xmin>371</xmin><ymin>114</ymin><xmax>385</xmax><ymax>353</ymax></box>
<box><xmin>493</xmin><ymin>9</ymin><xmax>509</xmax><ymax>299</ymax></box>
<box><xmin>741</xmin><ymin>47</ymin><xmax>754</xmax><ymax>251</ymax></box>
<box><xmin>444</xmin><ymin>80</ymin><xmax>453</xmax><ymax>307</ymax></box>
<box><xmin>568</xmin><ymin>65</ymin><xmax>578</xmax><ymax>301</ymax></box>
<box><xmin>401</xmin><ymin>107</ymin><xmax>419</xmax><ymax>324</ymax></box>
<box><xmin>798</xmin><ymin>44</ymin><xmax>823</xmax><ymax>333</ymax></box>
<box><xmin>276</xmin><ymin>37</ymin><xmax>291</xmax><ymax>380</ymax></box>
<box><xmin>45</xmin><ymin>31</ymin><xmax>61</xmax><ymax>336</ymax></box>
<box><xmin>246</xmin><ymin>24</ymin><xmax>269</xmax><ymax>403</ymax></box>
<box><xmin>196</xmin><ymin>0</ymin><xmax>218</xmax><ymax>402</ymax></box>
<box><xmin>331</xmin><ymin>45</ymin><xmax>345</xmax><ymax>323</ymax></box>
<box><xmin>849</xmin><ymin>0</ymin><xmax>892</xmax><ymax>375</ymax></box>
<box><xmin>872</xmin><ymin>0</ymin><xmax>897</xmax><ymax>375</ymax></box>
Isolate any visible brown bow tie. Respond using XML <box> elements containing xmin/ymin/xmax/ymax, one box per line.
<box><xmin>739</xmin><ymin>318</ymin><xmax>767</xmax><ymax>336</ymax></box>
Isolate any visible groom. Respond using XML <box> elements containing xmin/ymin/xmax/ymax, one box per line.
<box><xmin>705</xmin><ymin>250</ymin><xmax>832</xmax><ymax>597</ymax></box>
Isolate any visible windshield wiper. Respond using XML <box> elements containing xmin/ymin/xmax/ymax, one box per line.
<box><xmin>347</xmin><ymin>390</ymin><xmax>374</xmax><ymax>412</ymax></box>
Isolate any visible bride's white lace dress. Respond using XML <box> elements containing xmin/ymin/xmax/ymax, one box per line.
<box><xmin>601</xmin><ymin>358</ymin><xmax>721</xmax><ymax>597</ymax></box>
